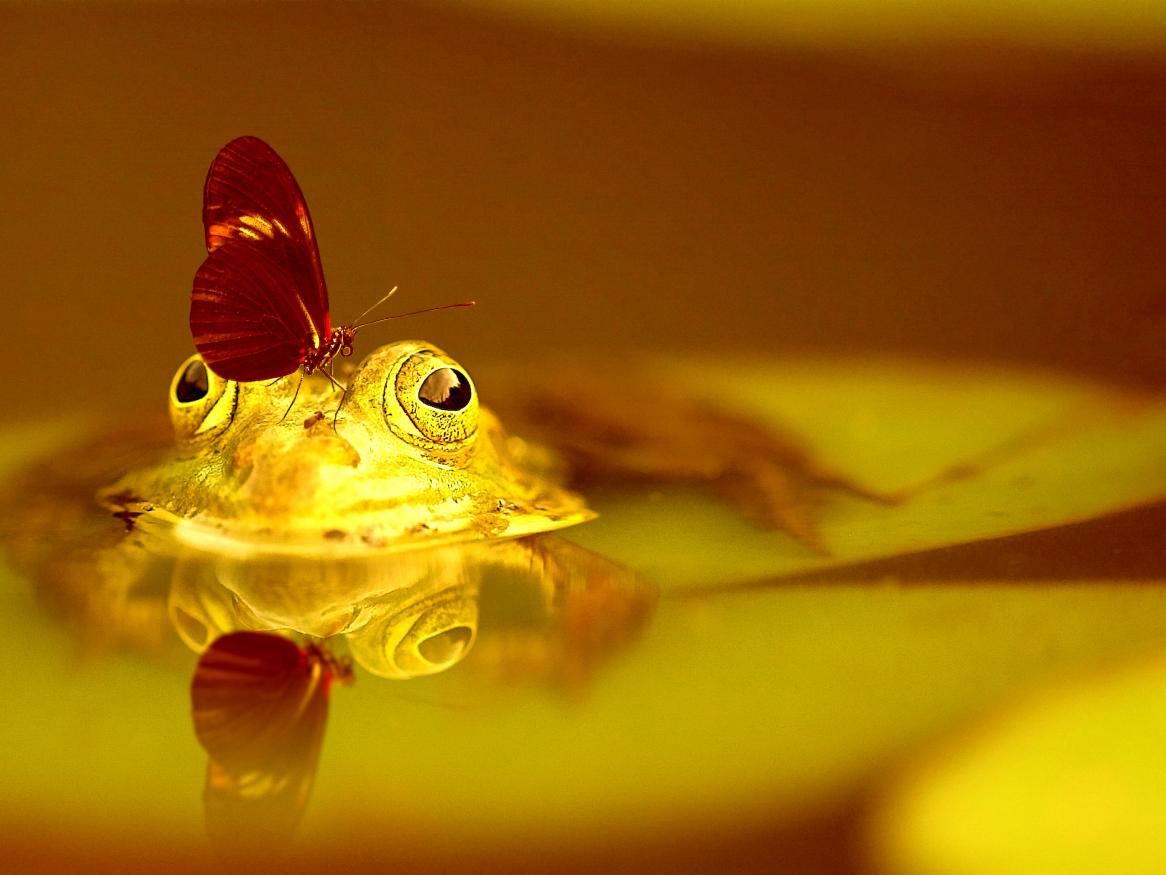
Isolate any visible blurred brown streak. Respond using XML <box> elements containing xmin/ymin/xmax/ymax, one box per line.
<box><xmin>850</xmin><ymin>500</ymin><xmax>1166</xmax><ymax>584</ymax></box>
<box><xmin>1</xmin><ymin>790</ymin><xmax>872</xmax><ymax>874</ymax></box>
<box><xmin>702</xmin><ymin>499</ymin><xmax>1166</xmax><ymax>593</ymax></box>
<box><xmin>4</xmin><ymin>3</ymin><xmax>1166</xmax><ymax>419</ymax></box>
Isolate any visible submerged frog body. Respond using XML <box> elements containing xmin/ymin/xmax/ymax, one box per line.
<box><xmin>3</xmin><ymin>342</ymin><xmax>655</xmax><ymax>852</ymax></box>
<box><xmin>102</xmin><ymin>341</ymin><xmax>593</xmax><ymax>555</ymax></box>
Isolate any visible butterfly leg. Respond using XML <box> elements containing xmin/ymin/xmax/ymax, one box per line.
<box><xmin>320</xmin><ymin>370</ymin><xmax>352</xmax><ymax>429</ymax></box>
<box><xmin>278</xmin><ymin>373</ymin><xmax>305</xmax><ymax>423</ymax></box>
<box><xmin>326</xmin><ymin>362</ymin><xmax>349</xmax><ymax>428</ymax></box>
<box><xmin>321</xmin><ymin>369</ymin><xmax>347</xmax><ymax>395</ymax></box>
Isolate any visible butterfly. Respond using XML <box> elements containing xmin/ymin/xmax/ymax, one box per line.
<box><xmin>190</xmin><ymin>136</ymin><xmax>470</xmax><ymax>387</ymax></box>
<box><xmin>190</xmin><ymin>631</ymin><xmax>354</xmax><ymax>850</ymax></box>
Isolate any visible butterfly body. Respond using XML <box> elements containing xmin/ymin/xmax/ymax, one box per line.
<box><xmin>300</xmin><ymin>324</ymin><xmax>358</xmax><ymax>377</ymax></box>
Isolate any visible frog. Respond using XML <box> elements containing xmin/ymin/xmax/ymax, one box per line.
<box><xmin>98</xmin><ymin>340</ymin><xmax>595</xmax><ymax>556</ymax></box>
<box><xmin>7</xmin><ymin>337</ymin><xmax>877</xmax><ymax>669</ymax></box>
<box><xmin>99</xmin><ymin>322</ymin><xmax>896</xmax><ymax>560</ymax></box>
<box><xmin>0</xmin><ymin>340</ymin><xmax>655</xmax><ymax>679</ymax></box>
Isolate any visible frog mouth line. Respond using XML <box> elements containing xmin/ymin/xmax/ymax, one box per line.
<box><xmin>126</xmin><ymin>501</ymin><xmax>595</xmax><ymax>561</ymax></box>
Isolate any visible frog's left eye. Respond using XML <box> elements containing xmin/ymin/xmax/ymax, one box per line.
<box><xmin>175</xmin><ymin>359</ymin><xmax>209</xmax><ymax>403</ymax></box>
<box><xmin>169</xmin><ymin>353</ymin><xmax>237</xmax><ymax>441</ymax></box>
<box><xmin>385</xmin><ymin>349</ymin><xmax>479</xmax><ymax>449</ymax></box>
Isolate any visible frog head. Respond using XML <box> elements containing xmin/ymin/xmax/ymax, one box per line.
<box><xmin>105</xmin><ymin>341</ymin><xmax>593</xmax><ymax>555</ymax></box>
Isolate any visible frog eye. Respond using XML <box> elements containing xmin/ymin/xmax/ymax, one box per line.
<box><xmin>386</xmin><ymin>349</ymin><xmax>479</xmax><ymax>448</ymax></box>
<box><xmin>169</xmin><ymin>353</ymin><xmax>237</xmax><ymax>441</ymax></box>
<box><xmin>418</xmin><ymin>368</ymin><xmax>473</xmax><ymax>411</ymax></box>
<box><xmin>174</xmin><ymin>359</ymin><xmax>209</xmax><ymax>403</ymax></box>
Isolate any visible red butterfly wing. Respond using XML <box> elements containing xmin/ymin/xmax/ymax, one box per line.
<box><xmin>192</xmin><ymin>242</ymin><xmax>319</xmax><ymax>382</ymax></box>
<box><xmin>190</xmin><ymin>136</ymin><xmax>331</xmax><ymax>381</ymax></box>
<box><xmin>191</xmin><ymin>632</ymin><xmax>338</xmax><ymax>847</ymax></box>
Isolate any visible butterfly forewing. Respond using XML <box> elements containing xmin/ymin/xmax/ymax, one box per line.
<box><xmin>191</xmin><ymin>136</ymin><xmax>331</xmax><ymax>381</ymax></box>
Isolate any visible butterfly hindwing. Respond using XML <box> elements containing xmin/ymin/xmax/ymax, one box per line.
<box><xmin>192</xmin><ymin>136</ymin><xmax>331</xmax><ymax>381</ymax></box>
<box><xmin>191</xmin><ymin>241</ymin><xmax>319</xmax><ymax>382</ymax></box>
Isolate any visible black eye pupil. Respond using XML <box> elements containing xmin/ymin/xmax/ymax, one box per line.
<box><xmin>418</xmin><ymin>368</ymin><xmax>472</xmax><ymax>411</ymax></box>
<box><xmin>176</xmin><ymin>360</ymin><xmax>209</xmax><ymax>403</ymax></box>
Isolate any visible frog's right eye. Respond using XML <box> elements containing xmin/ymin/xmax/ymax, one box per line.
<box><xmin>169</xmin><ymin>353</ymin><xmax>237</xmax><ymax>441</ymax></box>
<box><xmin>346</xmin><ymin>583</ymin><xmax>478</xmax><ymax>679</ymax></box>
<box><xmin>384</xmin><ymin>348</ymin><xmax>479</xmax><ymax>453</ymax></box>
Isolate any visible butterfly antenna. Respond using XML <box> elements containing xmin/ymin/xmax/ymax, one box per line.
<box><xmin>353</xmin><ymin>300</ymin><xmax>476</xmax><ymax>330</ymax></box>
<box><xmin>351</xmin><ymin>286</ymin><xmax>399</xmax><ymax>326</ymax></box>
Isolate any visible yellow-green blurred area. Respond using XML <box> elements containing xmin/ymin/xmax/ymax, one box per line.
<box><xmin>873</xmin><ymin>653</ymin><xmax>1166</xmax><ymax>875</ymax></box>
<box><xmin>4</xmin><ymin>1</ymin><xmax>1166</xmax><ymax>873</ymax></box>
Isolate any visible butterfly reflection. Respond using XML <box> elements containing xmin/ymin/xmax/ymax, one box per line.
<box><xmin>191</xmin><ymin>631</ymin><xmax>353</xmax><ymax>855</ymax></box>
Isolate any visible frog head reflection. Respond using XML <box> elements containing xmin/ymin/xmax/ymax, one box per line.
<box><xmin>168</xmin><ymin>535</ymin><xmax>654</xmax><ymax>685</ymax></box>
<box><xmin>176</xmin><ymin>537</ymin><xmax>653</xmax><ymax>856</ymax></box>
<box><xmin>170</xmin><ymin>546</ymin><xmax>482</xmax><ymax>680</ymax></box>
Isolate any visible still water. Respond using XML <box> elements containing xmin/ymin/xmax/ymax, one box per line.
<box><xmin>2</xmin><ymin>349</ymin><xmax>1165</xmax><ymax>873</ymax></box>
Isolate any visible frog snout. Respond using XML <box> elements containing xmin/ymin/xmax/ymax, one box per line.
<box><xmin>296</xmin><ymin>433</ymin><xmax>362</xmax><ymax>468</ymax></box>
<box><xmin>236</xmin><ymin>431</ymin><xmax>363</xmax><ymax>513</ymax></box>
<box><xmin>270</xmin><ymin>434</ymin><xmax>362</xmax><ymax>486</ymax></box>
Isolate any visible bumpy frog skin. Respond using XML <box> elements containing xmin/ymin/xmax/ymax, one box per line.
<box><xmin>101</xmin><ymin>340</ymin><xmax>593</xmax><ymax>556</ymax></box>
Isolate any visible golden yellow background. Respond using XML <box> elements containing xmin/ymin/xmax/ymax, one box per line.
<box><xmin>4</xmin><ymin>1</ymin><xmax>1166</xmax><ymax>419</ymax></box>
